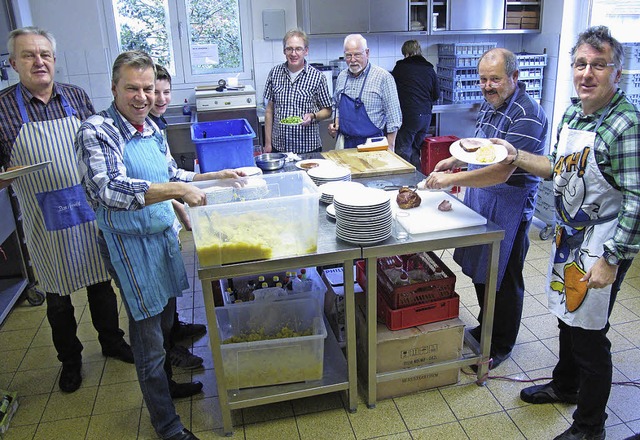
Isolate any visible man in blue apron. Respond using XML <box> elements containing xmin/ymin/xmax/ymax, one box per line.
<box><xmin>425</xmin><ymin>48</ymin><xmax>548</xmax><ymax>370</ymax></box>
<box><xmin>328</xmin><ymin>34</ymin><xmax>402</xmax><ymax>151</ymax></box>
<box><xmin>76</xmin><ymin>51</ymin><xmax>243</xmax><ymax>440</ymax></box>
<box><xmin>496</xmin><ymin>27</ymin><xmax>639</xmax><ymax>440</ymax></box>
<box><xmin>0</xmin><ymin>27</ymin><xmax>133</xmax><ymax>394</ymax></box>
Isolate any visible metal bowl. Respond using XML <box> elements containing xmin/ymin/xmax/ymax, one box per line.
<box><xmin>255</xmin><ymin>153</ymin><xmax>287</xmax><ymax>171</ymax></box>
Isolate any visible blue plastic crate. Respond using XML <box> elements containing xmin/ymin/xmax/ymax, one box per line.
<box><xmin>191</xmin><ymin>118</ymin><xmax>256</xmax><ymax>172</ymax></box>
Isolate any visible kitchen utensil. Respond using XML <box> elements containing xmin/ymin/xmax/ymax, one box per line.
<box><xmin>255</xmin><ymin>153</ymin><xmax>287</xmax><ymax>171</ymax></box>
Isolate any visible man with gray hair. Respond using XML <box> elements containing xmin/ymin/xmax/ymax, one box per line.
<box><xmin>0</xmin><ymin>26</ymin><xmax>133</xmax><ymax>394</ymax></box>
<box><xmin>263</xmin><ymin>28</ymin><xmax>332</xmax><ymax>153</ymax></box>
<box><xmin>425</xmin><ymin>47</ymin><xmax>548</xmax><ymax>371</ymax></box>
<box><xmin>76</xmin><ymin>50</ymin><xmax>243</xmax><ymax>440</ymax></box>
<box><xmin>328</xmin><ymin>34</ymin><xmax>402</xmax><ymax>150</ymax></box>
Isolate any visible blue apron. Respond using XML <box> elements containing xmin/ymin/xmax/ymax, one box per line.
<box><xmin>453</xmin><ymin>88</ymin><xmax>536</xmax><ymax>288</ymax></box>
<box><xmin>96</xmin><ymin>107</ymin><xmax>188</xmax><ymax>321</ymax></box>
<box><xmin>9</xmin><ymin>84</ymin><xmax>109</xmax><ymax>294</ymax></box>
<box><xmin>337</xmin><ymin>65</ymin><xmax>384</xmax><ymax>149</ymax></box>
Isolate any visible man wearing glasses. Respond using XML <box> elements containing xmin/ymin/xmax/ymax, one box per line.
<box><xmin>495</xmin><ymin>26</ymin><xmax>639</xmax><ymax>440</ymax></box>
<box><xmin>328</xmin><ymin>34</ymin><xmax>402</xmax><ymax>150</ymax></box>
<box><xmin>263</xmin><ymin>28</ymin><xmax>332</xmax><ymax>154</ymax></box>
<box><xmin>425</xmin><ymin>47</ymin><xmax>548</xmax><ymax>371</ymax></box>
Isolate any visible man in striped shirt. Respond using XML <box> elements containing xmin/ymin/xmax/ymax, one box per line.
<box><xmin>425</xmin><ymin>48</ymin><xmax>548</xmax><ymax>371</ymax></box>
<box><xmin>263</xmin><ymin>29</ymin><xmax>333</xmax><ymax>154</ymax></box>
<box><xmin>0</xmin><ymin>26</ymin><xmax>133</xmax><ymax>394</ymax></box>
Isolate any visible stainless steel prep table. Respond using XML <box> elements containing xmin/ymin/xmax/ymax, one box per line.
<box><xmin>196</xmin><ymin>203</ymin><xmax>361</xmax><ymax>435</ymax></box>
<box><xmin>354</xmin><ymin>172</ymin><xmax>504</xmax><ymax>407</ymax></box>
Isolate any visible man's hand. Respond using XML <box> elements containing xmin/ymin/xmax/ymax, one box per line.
<box><xmin>425</xmin><ymin>171</ymin><xmax>454</xmax><ymax>190</ymax></box>
<box><xmin>433</xmin><ymin>156</ymin><xmax>461</xmax><ymax>172</ymax></box>
<box><xmin>580</xmin><ymin>257</ymin><xmax>618</xmax><ymax>289</ymax></box>
<box><xmin>328</xmin><ymin>123</ymin><xmax>339</xmax><ymax>138</ymax></box>
<box><xmin>181</xmin><ymin>184</ymin><xmax>207</xmax><ymax>207</ymax></box>
<box><xmin>491</xmin><ymin>138</ymin><xmax>517</xmax><ymax>164</ymax></box>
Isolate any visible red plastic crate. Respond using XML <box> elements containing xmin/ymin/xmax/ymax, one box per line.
<box><xmin>420</xmin><ymin>135</ymin><xmax>461</xmax><ymax>193</ymax></box>
<box><xmin>355</xmin><ymin>253</ymin><xmax>456</xmax><ymax>309</ymax></box>
<box><xmin>378</xmin><ymin>292</ymin><xmax>460</xmax><ymax>330</ymax></box>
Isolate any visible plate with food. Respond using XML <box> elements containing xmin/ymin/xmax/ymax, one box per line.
<box><xmin>295</xmin><ymin>158</ymin><xmax>333</xmax><ymax>170</ymax></box>
<box><xmin>449</xmin><ymin>138</ymin><xmax>507</xmax><ymax>165</ymax></box>
<box><xmin>0</xmin><ymin>161</ymin><xmax>52</xmax><ymax>180</ymax></box>
<box><xmin>280</xmin><ymin>116</ymin><xmax>303</xmax><ymax>126</ymax></box>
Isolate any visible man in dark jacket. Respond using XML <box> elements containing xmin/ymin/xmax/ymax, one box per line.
<box><xmin>391</xmin><ymin>40</ymin><xmax>439</xmax><ymax>168</ymax></box>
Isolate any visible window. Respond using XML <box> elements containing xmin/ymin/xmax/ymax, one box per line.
<box><xmin>102</xmin><ymin>0</ymin><xmax>253</xmax><ymax>85</ymax></box>
<box><xmin>590</xmin><ymin>0</ymin><xmax>640</xmax><ymax>42</ymax></box>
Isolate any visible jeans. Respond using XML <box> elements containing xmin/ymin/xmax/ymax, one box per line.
<box><xmin>395</xmin><ymin>113</ymin><xmax>430</xmax><ymax>170</ymax></box>
<box><xmin>97</xmin><ymin>232</ymin><xmax>183</xmax><ymax>439</ymax></box>
<box><xmin>553</xmin><ymin>258</ymin><xmax>632</xmax><ymax>434</ymax></box>
<box><xmin>473</xmin><ymin>219</ymin><xmax>531</xmax><ymax>356</ymax></box>
<box><xmin>46</xmin><ymin>280</ymin><xmax>125</xmax><ymax>366</ymax></box>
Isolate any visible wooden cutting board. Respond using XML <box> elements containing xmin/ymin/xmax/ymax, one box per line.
<box><xmin>322</xmin><ymin>149</ymin><xmax>415</xmax><ymax>177</ymax></box>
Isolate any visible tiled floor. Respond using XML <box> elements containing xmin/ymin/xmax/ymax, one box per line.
<box><xmin>1</xmin><ymin>226</ymin><xmax>640</xmax><ymax>440</ymax></box>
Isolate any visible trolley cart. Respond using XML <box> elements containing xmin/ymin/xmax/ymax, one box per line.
<box><xmin>534</xmin><ymin>179</ymin><xmax>555</xmax><ymax>240</ymax></box>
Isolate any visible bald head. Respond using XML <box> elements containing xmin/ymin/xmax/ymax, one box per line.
<box><xmin>477</xmin><ymin>48</ymin><xmax>519</xmax><ymax>109</ymax></box>
<box><xmin>478</xmin><ymin>48</ymin><xmax>519</xmax><ymax>77</ymax></box>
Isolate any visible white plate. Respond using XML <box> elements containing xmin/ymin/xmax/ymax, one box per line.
<box><xmin>307</xmin><ymin>165</ymin><xmax>351</xmax><ymax>180</ymax></box>
<box><xmin>333</xmin><ymin>187</ymin><xmax>389</xmax><ymax>208</ymax></box>
<box><xmin>235</xmin><ymin>166</ymin><xmax>262</xmax><ymax>176</ymax></box>
<box><xmin>279</xmin><ymin>117</ymin><xmax>303</xmax><ymax>126</ymax></box>
<box><xmin>0</xmin><ymin>161</ymin><xmax>52</xmax><ymax>180</ymax></box>
<box><xmin>296</xmin><ymin>159</ymin><xmax>333</xmax><ymax>170</ymax></box>
<box><xmin>449</xmin><ymin>138</ymin><xmax>508</xmax><ymax>165</ymax></box>
<box><xmin>326</xmin><ymin>203</ymin><xmax>336</xmax><ymax>218</ymax></box>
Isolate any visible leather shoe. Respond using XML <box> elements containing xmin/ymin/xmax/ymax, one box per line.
<box><xmin>470</xmin><ymin>351</ymin><xmax>510</xmax><ymax>373</ymax></box>
<box><xmin>102</xmin><ymin>341</ymin><xmax>135</xmax><ymax>364</ymax></box>
<box><xmin>172</xmin><ymin>321</ymin><xmax>207</xmax><ymax>342</ymax></box>
<box><xmin>59</xmin><ymin>363</ymin><xmax>82</xmax><ymax>393</ymax></box>
<box><xmin>169</xmin><ymin>380</ymin><xmax>203</xmax><ymax>399</ymax></box>
<box><xmin>520</xmin><ymin>382</ymin><xmax>578</xmax><ymax>404</ymax></box>
<box><xmin>553</xmin><ymin>426</ymin><xmax>605</xmax><ymax>440</ymax></box>
<box><xmin>165</xmin><ymin>428</ymin><xmax>200</xmax><ymax>440</ymax></box>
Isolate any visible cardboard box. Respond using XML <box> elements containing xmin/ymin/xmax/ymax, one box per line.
<box><xmin>521</xmin><ymin>17</ymin><xmax>539</xmax><ymax>24</ymax></box>
<box><xmin>506</xmin><ymin>17</ymin><xmax>521</xmax><ymax>25</ymax></box>
<box><xmin>355</xmin><ymin>302</ymin><xmax>463</xmax><ymax>399</ymax></box>
<box><xmin>521</xmin><ymin>22</ymin><xmax>539</xmax><ymax>29</ymax></box>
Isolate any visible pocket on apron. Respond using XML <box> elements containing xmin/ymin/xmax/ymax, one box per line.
<box><xmin>35</xmin><ymin>184</ymin><xmax>96</xmax><ymax>231</ymax></box>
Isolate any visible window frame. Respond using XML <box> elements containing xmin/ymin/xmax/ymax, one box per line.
<box><xmin>100</xmin><ymin>0</ymin><xmax>254</xmax><ymax>87</ymax></box>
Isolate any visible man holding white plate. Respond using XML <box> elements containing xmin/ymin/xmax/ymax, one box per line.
<box><xmin>425</xmin><ymin>48</ymin><xmax>548</xmax><ymax>371</ymax></box>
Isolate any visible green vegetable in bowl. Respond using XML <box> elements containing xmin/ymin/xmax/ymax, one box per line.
<box><xmin>280</xmin><ymin>116</ymin><xmax>303</xmax><ymax>124</ymax></box>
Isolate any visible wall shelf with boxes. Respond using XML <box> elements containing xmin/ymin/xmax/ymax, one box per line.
<box><xmin>505</xmin><ymin>0</ymin><xmax>542</xmax><ymax>30</ymax></box>
<box><xmin>516</xmin><ymin>52</ymin><xmax>547</xmax><ymax>102</ymax></box>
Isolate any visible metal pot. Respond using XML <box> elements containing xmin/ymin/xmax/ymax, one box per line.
<box><xmin>255</xmin><ymin>153</ymin><xmax>287</xmax><ymax>171</ymax></box>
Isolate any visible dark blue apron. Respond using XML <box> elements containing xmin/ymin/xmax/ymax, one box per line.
<box><xmin>337</xmin><ymin>65</ymin><xmax>384</xmax><ymax>149</ymax></box>
<box><xmin>454</xmin><ymin>88</ymin><xmax>535</xmax><ymax>288</ymax></box>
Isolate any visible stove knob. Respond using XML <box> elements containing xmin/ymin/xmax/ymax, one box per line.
<box><xmin>246</xmin><ymin>97</ymin><xmax>253</xmax><ymax>104</ymax></box>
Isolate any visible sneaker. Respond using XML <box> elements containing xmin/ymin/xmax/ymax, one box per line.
<box><xmin>59</xmin><ymin>363</ymin><xmax>82</xmax><ymax>393</ymax></box>
<box><xmin>169</xmin><ymin>345</ymin><xmax>204</xmax><ymax>370</ymax></box>
<box><xmin>553</xmin><ymin>426</ymin><xmax>605</xmax><ymax>440</ymax></box>
<box><xmin>102</xmin><ymin>341</ymin><xmax>135</xmax><ymax>364</ymax></box>
<box><xmin>166</xmin><ymin>428</ymin><xmax>200</xmax><ymax>440</ymax></box>
<box><xmin>169</xmin><ymin>380</ymin><xmax>203</xmax><ymax>399</ymax></box>
<box><xmin>171</xmin><ymin>321</ymin><xmax>207</xmax><ymax>342</ymax></box>
<box><xmin>520</xmin><ymin>382</ymin><xmax>578</xmax><ymax>404</ymax></box>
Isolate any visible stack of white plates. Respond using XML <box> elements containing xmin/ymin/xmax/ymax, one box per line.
<box><xmin>326</xmin><ymin>203</ymin><xmax>336</xmax><ymax>220</ymax></box>
<box><xmin>317</xmin><ymin>181</ymin><xmax>364</xmax><ymax>204</ymax></box>
<box><xmin>333</xmin><ymin>187</ymin><xmax>392</xmax><ymax>245</ymax></box>
<box><xmin>307</xmin><ymin>165</ymin><xmax>351</xmax><ymax>186</ymax></box>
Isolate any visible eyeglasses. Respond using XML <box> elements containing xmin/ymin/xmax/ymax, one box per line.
<box><xmin>478</xmin><ymin>79</ymin><xmax>503</xmax><ymax>88</ymax></box>
<box><xmin>284</xmin><ymin>47</ymin><xmax>306</xmax><ymax>54</ymax></box>
<box><xmin>572</xmin><ymin>61</ymin><xmax>616</xmax><ymax>71</ymax></box>
<box><xmin>344</xmin><ymin>52</ymin><xmax>365</xmax><ymax>60</ymax></box>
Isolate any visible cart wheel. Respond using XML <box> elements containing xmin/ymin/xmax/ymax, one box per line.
<box><xmin>26</xmin><ymin>288</ymin><xmax>45</xmax><ymax>306</ymax></box>
<box><xmin>539</xmin><ymin>226</ymin><xmax>553</xmax><ymax>241</ymax></box>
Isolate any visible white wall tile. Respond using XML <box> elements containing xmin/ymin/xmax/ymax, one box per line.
<box><xmin>67</xmin><ymin>74</ymin><xmax>91</xmax><ymax>95</ymax></box>
<box><xmin>252</xmin><ymin>39</ymin><xmax>274</xmax><ymax>64</ymax></box>
<box><xmin>89</xmin><ymin>73</ymin><xmax>112</xmax><ymax>99</ymax></box>
<box><xmin>85</xmin><ymin>49</ymin><xmax>110</xmax><ymax>75</ymax></box>
<box><xmin>91</xmin><ymin>97</ymin><xmax>112</xmax><ymax>112</ymax></box>
<box><xmin>65</xmin><ymin>50</ymin><xmax>88</xmax><ymax>75</ymax></box>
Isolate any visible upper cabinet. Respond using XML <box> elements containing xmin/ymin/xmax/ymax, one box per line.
<box><xmin>296</xmin><ymin>0</ymin><xmax>542</xmax><ymax>35</ymax></box>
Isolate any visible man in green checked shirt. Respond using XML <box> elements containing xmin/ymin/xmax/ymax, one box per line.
<box><xmin>495</xmin><ymin>26</ymin><xmax>640</xmax><ymax>440</ymax></box>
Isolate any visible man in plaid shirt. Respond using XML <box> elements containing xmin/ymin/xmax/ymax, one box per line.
<box><xmin>263</xmin><ymin>29</ymin><xmax>332</xmax><ymax>154</ymax></box>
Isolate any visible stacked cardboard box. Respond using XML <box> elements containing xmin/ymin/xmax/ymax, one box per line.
<box><xmin>355</xmin><ymin>301</ymin><xmax>464</xmax><ymax>400</ymax></box>
<box><xmin>506</xmin><ymin>10</ymin><xmax>539</xmax><ymax>30</ymax></box>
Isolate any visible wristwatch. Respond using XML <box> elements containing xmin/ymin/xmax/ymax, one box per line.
<box><xmin>603</xmin><ymin>250</ymin><xmax>620</xmax><ymax>266</ymax></box>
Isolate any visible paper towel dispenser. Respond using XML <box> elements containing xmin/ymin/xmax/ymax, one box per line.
<box><xmin>262</xmin><ymin>9</ymin><xmax>285</xmax><ymax>41</ymax></box>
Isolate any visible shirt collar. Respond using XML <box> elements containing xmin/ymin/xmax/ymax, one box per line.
<box><xmin>572</xmin><ymin>88</ymin><xmax>622</xmax><ymax>120</ymax></box>
<box><xmin>109</xmin><ymin>102</ymin><xmax>158</xmax><ymax>141</ymax></box>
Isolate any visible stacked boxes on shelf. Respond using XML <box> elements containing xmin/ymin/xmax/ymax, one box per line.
<box><xmin>516</xmin><ymin>52</ymin><xmax>547</xmax><ymax>102</ymax></box>
<box><xmin>436</xmin><ymin>42</ymin><xmax>497</xmax><ymax>104</ymax></box>
<box><xmin>355</xmin><ymin>252</ymin><xmax>459</xmax><ymax>331</ymax></box>
<box><xmin>621</xmin><ymin>43</ymin><xmax>640</xmax><ymax>110</ymax></box>
<box><xmin>505</xmin><ymin>8</ymin><xmax>540</xmax><ymax>30</ymax></box>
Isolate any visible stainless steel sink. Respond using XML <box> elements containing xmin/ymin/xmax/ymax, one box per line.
<box><xmin>164</xmin><ymin>114</ymin><xmax>192</xmax><ymax>125</ymax></box>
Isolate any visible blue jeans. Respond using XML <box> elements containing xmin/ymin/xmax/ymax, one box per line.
<box><xmin>97</xmin><ymin>232</ymin><xmax>184</xmax><ymax>439</ymax></box>
<box><xmin>395</xmin><ymin>113</ymin><xmax>430</xmax><ymax>170</ymax></box>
